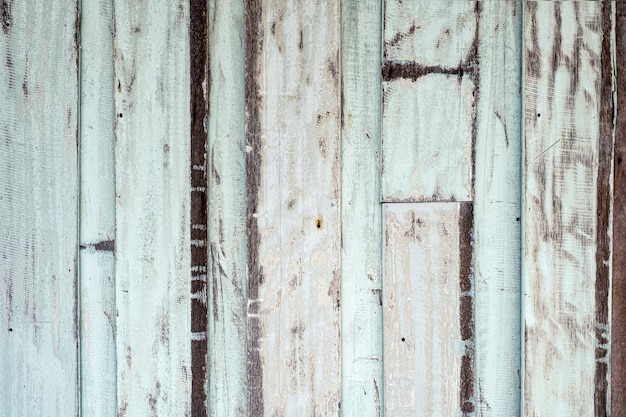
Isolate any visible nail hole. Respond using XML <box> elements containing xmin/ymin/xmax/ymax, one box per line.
<box><xmin>118</xmin><ymin>113</ymin><xmax>123</xmax><ymax>118</ymax></box>
<box><xmin>316</xmin><ymin>217</ymin><xmax>322</xmax><ymax>229</ymax></box>
<box><xmin>8</xmin><ymin>328</ymin><xmax>12</xmax><ymax>332</ymax></box>
<box><xmin>401</xmin><ymin>337</ymin><xmax>406</xmax><ymax>342</ymax></box>
<box><xmin>537</xmin><ymin>113</ymin><xmax>541</xmax><ymax>118</ymax></box>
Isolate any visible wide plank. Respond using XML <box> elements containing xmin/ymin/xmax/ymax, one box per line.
<box><xmin>523</xmin><ymin>3</ymin><xmax>611</xmax><ymax>415</ymax></box>
<box><xmin>114</xmin><ymin>1</ymin><xmax>191</xmax><ymax>415</ymax></box>
<box><xmin>207</xmin><ymin>0</ymin><xmax>248</xmax><ymax>415</ymax></box>
<box><xmin>383</xmin><ymin>202</ymin><xmax>474</xmax><ymax>416</ymax></box>
<box><xmin>245</xmin><ymin>0</ymin><xmax>342</xmax><ymax>414</ymax></box>
<box><xmin>341</xmin><ymin>1</ymin><xmax>384</xmax><ymax>416</ymax></box>
<box><xmin>79</xmin><ymin>0</ymin><xmax>117</xmax><ymax>415</ymax></box>
<box><xmin>473</xmin><ymin>2</ymin><xmax>522</xmax><ymax>416</ymax></box>
<box><xmin>382</xmin><ymin>1</ymin><xmax>479</xmax><ymax>203</ymax></box>
<box><xmin>0</xmin><ymin>1</ymin><xmax>80</xmax><ymax>415</ymax></box>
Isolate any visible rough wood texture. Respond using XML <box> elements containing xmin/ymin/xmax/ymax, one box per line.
<box><xmin>79</xmin><ymin>0</ymin><xmax>117</xmax><ymax>415</ymax></box>
<box><xmin>341</xmin><ymin>1</ymin><xmax>383</xmax><ymax>416</ymax></box>
<box><xmin>473</xmin><ymin>2</ymin><xmax>522</xmax><ymax>416</ymax></box>
<box><xmin>245</xmin><ymin>0</ymin><xmax>342</xmax><ymax>415</ymax></box>
<box><xmin>382</xmin><ymin>1</ymin><xmax>479</xmax><ymax>203</ymax></box>
<box><xmin>612</xmin><ymin>2</ymin><xmax>625</xmax><ymax>416</ymax></box>
<box><xmin>523</xmin><ymin>3</ymin><xmax>609</xmax><ymax>415</ymax></box>
<box><xmin>113</xmin><ymin>1</ymin><xmax>191</xmax><ymax>415</ymax></box>
<box><xmin>383</xmin><ymin>202</ymin><xmax>473</xmax><ymax>416</ymax></box>
<box><xmin>207</xmin><ymin>0</ymin><xmax>248</xmax><ymax>415</ymax></box>
<box><xmin>0</xmin><ymin>1</ymin><xmax>80</xmax><ymax>415</ymax></box>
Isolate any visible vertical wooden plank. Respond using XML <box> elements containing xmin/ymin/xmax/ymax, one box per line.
<box><xmin>189</xmin><ymin>0</ymin><xmax>209</xmax><ymax>415</ymax></box>
<box><xmin>79</xmin><ymin>0</ymin><xmax>117</xmax><ymax>415</ymax></box>
<box><xmin>114</xmin><ymin>1</ymin><xmax>191</xmax><ymax>415</ymax></box>
<box><xmin>523</xmin><ymin>2</ymin><xmax>609</xmax><ymax>415</ymax></box>
<box><xmin>0</xmin><ymin>1</ymin><xmax>79</xmax><ymax>415</ymax></box>
<box><xmin>383</xmin><ymin>202</ymin><xmax>472</xmax><ymax>416</ymax></box>
<box><xmin>473</xmin><ymin>2</ymin><xmax>522</xmax><ymax>416</ymax></box>
<box><xmin>341</xmin><ymin>1</ymin><xmax>383</xmax><ymax>416</ymax></box>
<box><xmin>382</xmin><ymin>1</ymin><xmax>479</xmax><ymax>203</ymax></box>
<box><xmin>612</xmin><ymin>3</ymin><xmax>626</xmax><ymax>415</ymax></box>
<box><xmin>207</xmin><ymin>0</ymin><xmax>248</xmax><ymax>415</ymax></box>
<box><xmin>245</xmin><ymin>0</ymin><xmax>342</xmax><ymax>415</ymax></box>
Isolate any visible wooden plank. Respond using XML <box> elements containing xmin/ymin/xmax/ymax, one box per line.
<box><xmin>382</xmin><ymin>1</ymin><xmax>479</xmax><ymax>203</ymax></box>
<box><xmin>522</xmin><ymin>3</ymin><xmax>609</xmax><ymax>415</ymax></box>
<box><xmin>245</xmin><ymin>0</ymin><xmax>342</xmax><ymax>415</ymax></box>
<box><xmin>473</xmin><ymin>2</ymin><xmax>522</xmax><ymax>416</ymax></box>
<box><xmin>341</xmin><ymin>1</ymin><xmax>383</xmax><ymax>416</ymax></box>
<box><xmin>207</xmin><ymin>0</ymin><xmax>248</xmax><ymax>415</ymax></box>
<box><xmin>613</xmin><ymin>3</ymin><xmax>626</xmax><ymax>416</ymax></box>
<box><xmin>113</xmin><ymin>1</ymin><xmax>191</xmax><ymax>415</ymax></box>
<box><xmin>0</xmin><ymin>1</ymin><xmax>79</xmax><ymax>415</ymax></box>
<box><xmin>383</xmin><ymin>202</ymin><xmax>474</xmax><ymax>416</ymax></box>
<box><xmin>79</xmin><ymin>0</ymin><xmax>117</xmax><ymax>415</ymax></box>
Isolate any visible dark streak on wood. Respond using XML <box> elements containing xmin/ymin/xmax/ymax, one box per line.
<box><xmin>459</xmin><ymin>202</ymin><xmax>474</xmax><ymax>415</ymax></box>
<box><xmin>190</xmin><ymin>0</ymin><xmax>208</xmax><ymax>414</ymax></box>
<box><xmin>79</xmin><ymin>240</ymin><xmax>115</xmax><ymax>252</ymax></box>
<box><xmin>596</xmin><ymin>4</ymin><xmax>612</xmax><ymax>416</ymax></box>
<box><xmin>1</xmin><ymin>0</ymin><xmax>12</xmax><ymax>35</ymax></box>
<box><xmin>525</xmin><ymin>2</ymin><xmax>541</xmax><ymax>81</ymax></box>
<box><xmin>612</xmin><ymin>4</ymin><xmax>626</xmax><ymax>417</ymax></box>
<box><xmin>245</xmin><ymin>0</ymin><xmax>264</xmax><ymax>415</ymax></box>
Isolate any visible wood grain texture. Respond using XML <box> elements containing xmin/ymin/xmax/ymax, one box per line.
<box><xmin>0</xmin><ymin>1</ymin><xmax>80</xmax><ymax>415</ymax></box>
<box><xmin>245</xmin><ymin>0</ymin><xmax>342</xmax><ymax>415</ymax></box>
<box><xmin>473</xmin><ymin>2</ymin><xmax>522</xmax><ymax>416</ymax></box>
<box><xmin>341</xmin><ymin>1</ymin><xmax>383</xmax><ymax>416</ymax></box>
<box><xmin>207</xmin><ymin>0</ymin><xmax>248</xmax><ymax>415</ymax></box>
<box><xmin>523</xmin><ymin>3</ymin><xmax>608</xmax><ymax>415</ymax></box>
<box><xmin>383</xmin><ymin>202</ymin><xmax>473</xmax><ymax>416</ymax></box>
<box><xmin>79</xmin><ymin>0</ymin><xmax>117</xmax><ymax>415</ymax></box>
<box><xmin>612</xmin><ymin>2</ymin><xmax>625</xmax><ymax>416</ymax></box>
<box><xmin>382</xmin><ymin>1</ymin><xmax>479</xmax><ymax>203</ymax></box>
<box><xmin>113</xmin><ymin>1</ymin><xmax>191</xmax><ymax>415</ymax></box>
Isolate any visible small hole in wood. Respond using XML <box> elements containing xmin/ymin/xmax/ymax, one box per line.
<box><xmin>516</xmin><ymin>217</ymin><xmax>520</xmax><ymax>222</ymax></box>
<box><xmin>8</xmin><ymin>328</ymin><xmax>12</xmax><ymax>332</ymax></box>
<box><xmin>537</xmin><ymin>113</ymin><xmax>541</xmax><ymax>118</ymax></box>
<box><xmin>401</xmin><ymin>337</ymin><xmax>406</xmax><ymax>342</ymax></box>
<box><xmin>618</xmin><ymin>156</ymin><xmax>623</xmax><ymax>165</ymax></box>
<box><xmin>316</xmin><ymin>217</ymin><xmax>322</xmax><ymax>229</ymax></box>
<box><xmin>118</xmin><ymin>113</ymin><xmax>123</xmax><ymax>118</ymax></box>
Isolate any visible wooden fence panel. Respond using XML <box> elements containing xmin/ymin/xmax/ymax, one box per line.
<box><xmin>0</xmin><ymin>1</ymin><xmax>80</xmax><ymax>415</ymax></box>
<box><xmin>245</xmin><ymin>0</ymin><xmax>342</xmax><ymax>415</ymax></box>
<box><xmin>523</xmin><ymin>2</ymin><xmax>612</xmax><ymax>415</ymax></box>
<box><xmin>341</xmin><ymin>1</ymin><xmax>383</xmax><ymax>416</ymax></box>
<box><xmin>113</xmin><ymin>1</ymin><xmax>191</xmax><ymax>415</ymax></box>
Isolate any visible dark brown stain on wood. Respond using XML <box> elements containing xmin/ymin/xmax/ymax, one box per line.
<box><xmin>596</xmin><ymin>3</ymin><xmax>613</xmax><ymax>416</ymax></box>
<box><xmin>245</xmin><ymin>0</ymin><xmax>265</xmax><ymax>415</ymax></box>
<box><xmin>612</xmin><ymin>4</ymin><xmax>626</xmax><ymax>416</ymax></box>
<box><xmin>189</xmin><ymin>0</ymin><xmax>208</xmax><ymax>413</ymax></box>
<box><xmin>459</xmin><ymin>202</ymin><xmax>474</xmax><ymax>415</ymax></box>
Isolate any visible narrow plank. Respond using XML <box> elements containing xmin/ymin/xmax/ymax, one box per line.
<box><xmin>341</xmin><ymin>1</ymin><xmax>383</xmax><ymax>416</ymax></box>
<box><xmin>612</xmin><ymin>2</ymin><xmax>626</xmax><ymax>416</ymax></box>
<box><xmin>473</xmin><ymin>2</ymin><xmax>522</xmax><ymax>416</ymax></box>
<box><xmin>0</xmin><ymin>1</ymin><xmax>80</xmax><ymax>415</ymax></box>
<box><xmin>79</xmin><ymin>0</ymin><xmax>117</xmax><ymax>415</ymax></box>
<box><xmin>382</xmin><ymin>1</ymin><xmax>479</xmax><ymax>203</ymax></box>
<box><xmin>207</xmin><ymin>0</ymin><xmax>248</xmax><ymax>415</ymax></box>
<box><xmin>245</xmin><ymin>0</ymin><xmax>342</xmax><ymax>414</ymax></box>
<box><xmin>383</xmin><ymin>202</ymin><xmax>473</xmax><ymax>416</ymax></box>
<box><xmin>189</xmin><ymin>0</ymin><xmax>209</xmax><ymax>414</ymax></box>
<box><xmin>114</xmin><ymin>1</ymin><xmax>191</xmax><ymax>415</ymax></box>
<box><xmin>522</xmin><ymin>3</ymin><xmax>608</xmax><ymax>415</ymax></box>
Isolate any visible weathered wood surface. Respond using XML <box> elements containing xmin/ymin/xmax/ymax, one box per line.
<box><xmin>473</xmin><ymin>2</ymin><xmax>522</xmax><ymax>416</ymax></box>
<box><xmin>0</xmin><ymin>1</ymin><xmax>80</xmax><ymax>415</ymax></box>
<box><xmin>523</xmin><ymin>2</ymin><xmax>611</xmax><ymax>415</ymax></box>
<box><xmin>613</xmin><ymin>3</ymin><xmax>626</xmax><ymax>416</ymax></box>
<box><xmin>341</xmin><ymin>1</ymin><xmax>383</xmax><ymax>416</ymax></box>
<box><xmin>207</xmin><ymin>0</ymin><xmax>248</xmax><ymax>415</ymax></box>
<box><xmin>382</xmin><ymin>1</ymin><xmax>478</xmax><ymax>203</ymax></box>
<box><xmin>79</xmin><ymin>0</ymin><xmax>117</xmax><ymax>415</ymax></box>
<box><xmin>383</xmin><ymin>202</ymin><xmax>473</xmax><ymax>416</ymax></box>
<box><xmin>113</xmin><ymin>1</ymin><xmax>191</xmax><ymax>415</ymax></box>
<box><xmin>245</xmin><ymin>0</ymin><xmax>342</xmax><ymax>415</ymax></box>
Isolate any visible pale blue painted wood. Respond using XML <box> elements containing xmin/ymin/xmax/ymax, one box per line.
<box><xmin>341</xmin><ymin>1</ymin><xmax>384</xmax><ymax>416</ymax></box>
<box><xmin>113</xmin><ymin>0</ymin><xmax>191</xmax><ymax>415</ymax></box>
<box><xmin>0</xmin><ymin>1</ymin><xmax>80</xmax><ymax>415</ymax></box>
<box><xmin>473</xmin><ymin>2</ymin><xmax>522</xmax><ymax>416</ymax></box>
<box><xmin>79</xmin><ymin>0</ymin><xmax>117</xmax><ymax>415</ymax></box>
<box><xmin>523</xmin><ymin>2</ymin><xmax>605</xmax><ymax>415</ymax></box>
<box><xmin>207</xmin><ymin>0</ymin><xmax>248</xmax><ymax>415</ymax></box>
